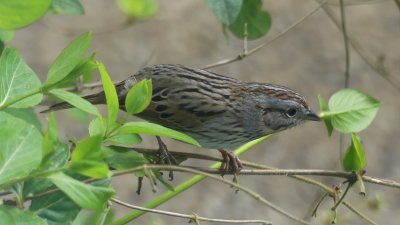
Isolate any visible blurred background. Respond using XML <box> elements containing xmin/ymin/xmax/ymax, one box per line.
<box><xmin>11</xmin><ymin>0</ymin><xmax>400</xmax><ymax>224</ymax></box>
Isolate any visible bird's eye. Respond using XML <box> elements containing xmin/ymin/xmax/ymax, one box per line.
<box><xmin>285</xmin><ymin>108</ymin><xmax>297</xmax><ymax>117</ymax></box>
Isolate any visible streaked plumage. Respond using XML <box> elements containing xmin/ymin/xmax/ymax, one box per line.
<box><xmin>45</xmin><ymin>64</ymin><xmax>319</xmax><ymax>149</ymax></box>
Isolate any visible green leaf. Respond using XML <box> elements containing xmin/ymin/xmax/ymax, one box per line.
<box><xmin>45</xmin><ymin>33</ymin><xmax>92</xmax><ymax>87</ymax></box>
<box><xmin>23</xmin><ymin>145</ymin><xmax>68</xmax><ymax>197</ymax></box>
<box><xmin>42</xmin><ymin>113</ymin><xmax>59</xmax><ymax>159</ymax></box>
<box><xmin>0</xmin><ymin>48</ymin><xmax>42</xmax><ymax>108</ymax></box>
<box><xmin>206</xmin><ymin>0</ymin><xmax>242</xmax><ymax>25</ymax></box>
<box><xmin>318</xmin><ymin>95</ymin><xmax>333</xmax><ymax>136</ymax></box>
<box><xmin>0</xmin><ymin>29</ymin><xmax>15</xmax><ymax>43</ymax></box>
<box><xmin>88</xmin><ymin>117</ymin><xmax>107</xmax><ymax>137</ymax></box>
<box><xmin>0</xmin><ymin>29</ymin><xmax>13</xmax><ymax>56</ymax></box>
<box><xmin>3</xmin><ymin>107</ymin><xmax>42</xmax><ymax>131</ymax></box>
<box><xmin>72</xmin><ymin>207</ymin><xmax>114</xmax><ymax>225</ymax></box>
<box><xmin>30</xmin><ymin>179</ymin><xmax>110</xmax><ymax>225</ymax></box>
<box><xmin>47</xmin><ymin>172</ymin><xmax>115</xmax><ymax>210</ymax></box>
<box><xmin>70</xmin><ymin>160</ymin><xmax>110</xmax><ymax>179</ymax></box>
<box><xmin>70</xmin><ymin>135</ymin><xmax>109</xmax><ymax>178</ymax></box>
<box><xmin>31</xmin><ymin>190</ymin><xmax>81</xmax><ymax>225</ymax></box>
<box><xmin>54</xmin><ymin>53</ymin><xmax>98</xmax><ymax>88</ymax></box>
<box><xmin>49</xmin><ymin>89</ymin><xmax>100</xmax><ymax>116</ymax></box>
<box><xmin>106</xmin><ymin>133</ymin><xmax>142</xmax><ymax>146</ymax></box>
<box><xmin>325</xmin><ymin>89</ymin><xmax>381</xmax><ymax>133</ymax></box>
<box><xmin>0</xmin><ymin>205</ymin><xmax>47</xmax><ymax>225</ymax></box>
<box><xmin>125</xmin><ymin>79</ymin><xmax>152</xmax><ymax>115</ymax></box>
<box><xmin>343</xmin><ymin>133</ymin><xmax>367</xmax><ymax>172</ymax></box>
<box><xmin>0</xmin><ymin>40</ymin><xmax>4</xmax><ymax>56</ymax></box>
<box><xmin>228</xmin><ymin>0</ymin><xmax>271</xmax><ymax>40</ymax></box>
<box><xmin>120</xmin><ymin>121</ymin><xmax>200</xmax><ymax>146</ymax></box>
<box><xmin>0</xmin><ymin>112</ymin><xmax>42</xmax><ymax>187</ymax></box>
<box><xmin>50</xmin><ymin>0</ymin><xmax>85</xmax><ymax>15</ymax></box>
<box><xmin>97</xmin><ymin>62</ymin><xmax>119</xmax><ymax>127</ymax></box>
<box><xmin>117</xmin><ymin>0</ymin><xmax>158</xmax><ymax>19</ymax></box>
<box><xmin>0</xmin><ymin>0</ymin><xmax>52</xmax><ymax>29</ymax></box>
<box><xmin>106</xmin><ymin>146</ymin><xmax>148</xmax><ymax>169</ymax></box>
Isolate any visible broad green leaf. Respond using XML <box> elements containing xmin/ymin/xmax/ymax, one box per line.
<box><xmin>206</xmin><ymin>0</ymin><xmax>242</xmax><ymax>25</ymax></box>
<box><xmin>228</xmin><ymin>0</ymin><xmax>271</xmax><ymax>40</ymax></box>
<box><xmin>30</xmin><ymin>179</ymin><xmax>110</xmax><ymax>225</ymax></box>
<box><xmin>45</xmin><ymin>33</ymin><xmax>92</xmax><ymax>87</ymax></box>
<box><xmin>0</xmin><ymin>205</ymin><xmax>47</xmax><ymax>225</ymax></box>
<box><xmin>125</xmin><ymin>79</ymin><xmax>152</xmax><ymax>115</ymax></box>
<box><xmin>0</xmin><ymin>0</ymin><xmax>52</xmax><ymax>29</ymax></box>
<box><xmin>50</xmin><ymin>0</ymin><xmax>85</xmax><ymax>15</ymax></box>
<box><xmin>0</xmin><ymin>112</ymin><xmax>42</xmax><ymax>187</ymax></box>
<box><xmin>326</xmin><ymin>89</ymin><xmax>381</xmax><ymax>133</ymax></box>
<box><xmin>343</xmin><ymin>133</ymin><xmax>367</xmax><ymax>172</ymax></box>
<box><xmin>71</xmin><ymin>206</ymin><xmax>114</xmax><ymax>225</ymax></box>
<box><xmin>106</xmin><ymin>133</ymin><xmax>142</xmax><ymax>145</ymax></box>
<box><xmin>117</xmin><ymin>0</ymin><xmax>158</xmax><ymax>19</ymax></box>
<box><xmin>106</xmin><ymin>146</ymin><xmax>148</xmax><ymax>169</ymax></box>
<box><xmin>55</xmin><ymin>53</ymin><xmax>98</xmax><ymax>88</ymax></box>
<box><xmin>23</xmin><ymin>144</ymin><xmax>68</xmax><ymax>197</ymax></box>
<box><xmin>4</xmin><ymin>107</ymin><xmax>42</xmax><ymax>131</ymax></box>
<box><xmin>71</xmin><ymin>135</ymin><xmax>102</xmax><ymax>162</ymax></box>
<box><xmin>49</xmin><ymin>89</ymin><xmax>100</xmax><ymax>116</ymax></box>
<box><xmin>0</xmin><ymin>29</ymin><xmax>13</xmax><ymax>56</ymax></box>
<box><xmin>47</xmin><ymin>172</ymin><xmax>115</xmax><ymax>210</ymax></box>
<box><xmin>71</xmin><ymin>135</ymin><xmax>109</xmax><ymax>178</ymax></box>
<box><xmin>97</xmin><ymin>62</ymin><xmax>119</xmax><ymax>127</ymax></box>
<box><xmin>120</xmin><ymin>121</ymin><xmax>200</xmax><ymax>146</ymax></box>
<box><xmin>23</xmin><ymin>119</ymin><xmax>68</xmax><ymax>198</ymax></box>
<box><xmin>42</xmin><ymin>113</ymin><xmax>60</xmax><ymax>159</ymax></box>
<box><xmin>0</xmin><ymin>29</ymin><xmax>14</xmax><ymax>42</ymax></box>
<box><xmin>31</xmin><ymin>190</ymin><xmax>81</xmax><ymax>225</ymax></box>
<box><xmin>0</xmin><ymin>48</ymin><xmax>42</xmax><ymax>108</ymax></box>
<box><xmin>70</xmin><ymin>160</ymin><xmax>110</xmax><ymax>179</ymax></box>
<box><xmin>318</xmin><ymin>95</ymin><xmax>333</xmax><ymax>136</ymax></box>
<box><xmin>89</xmin><ymin>117</ymin><xmax>106</xmax><ymax>137</ymax></box>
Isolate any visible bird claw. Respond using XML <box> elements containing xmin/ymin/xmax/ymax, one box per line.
<box><xmin>156</xmin><ymin>136</ymin><xmax>177</xmax><ymax>180</ymax></box>
<box><xmin>218</xmin><ymin>149</ymin><xmax>243</xmax><ymax>176</ymax></box>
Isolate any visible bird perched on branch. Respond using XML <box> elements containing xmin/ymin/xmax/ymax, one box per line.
<box><xmin>44</xmin><ymin>64</ymin><xmax>320</xmax><ymax>174</ymax></box>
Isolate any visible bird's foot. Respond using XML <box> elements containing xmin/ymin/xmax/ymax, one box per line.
<box><xmin>218</xmin><ymin>149</ymin><xmax>243</xmax><ymax>176</ymax></box>
<box><xmin>156</xmin><ymin>136</ymin><xmax>177</xmax><ymax>181</ymax></box>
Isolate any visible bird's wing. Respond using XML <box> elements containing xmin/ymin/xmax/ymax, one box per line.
<box><xmin>134</xmin><ymin>64</ymin><xmax>237</xmax><ymax>132</ymax></box>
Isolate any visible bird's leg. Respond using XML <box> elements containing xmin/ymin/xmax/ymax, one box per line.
<box><xmin>218</xmin><ymin>149</ymin><xmax>243</xmax><ymax>175</ymax></box>
<box><xmin>156</xmin><ymin>136</ymin><xmax>178</xmax><ymax>180</ymax></box>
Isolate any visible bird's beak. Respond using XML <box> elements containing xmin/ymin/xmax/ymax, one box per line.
<box><xmin>305</xmin><ymin>109</ymin><xmax>321</xmax><ymax>121</ymax></box>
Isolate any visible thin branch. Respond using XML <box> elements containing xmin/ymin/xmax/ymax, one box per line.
<box><xmin>20</xmin><ymin>159</ymin><xmax>381</xmax><ymax>224</ymax></box>
<box><xmin>311</xmin><ymin>193</ymin><xmax>329</xmax><ymax>217</ymax></box>
<box><xmin>202</xmin><ymin>0</ymin><xmax>327</xmax><ymax>69</ymax></box>
<box><xmin>112</xmin><ymin>165</ymin><xmax>310</xmax><ymax>225</ymax></box>
<box><xmin>339</xmin><ymin>0</ymin><xmax>350</xmax><ymax>88</ymax></box>
<box><xmin>342</xmin><ymin>201</ymin><xmax>378</xmax><ymax>225</ymax></box>
<box><xmin>111</xmin><ymin>198</ymin><xmax>270</xmax><ymax>225</ymax></box>
<box><xmin>134</xmin><ymin>148</ymin><xmax>400</xmax><ymax>189</ymax></box>
<box><xmin>321</xmin><ymin>4</ymin><xmax>400</xmax><ymax>91</ymax></box>
<box><xmin>339</xmin><ymin>0</ymin><xmax>350</xmax><ymax>170</ymax></box>
<box><xmin>362</xmin><ymin>175</ymin><xmax>400</xmax><ymax>189</ymax></box>
<box><xmin>331</xmin><ymin>181</ymin><xmax>352</xmax><ymax>211</ymax></box>
<box><xmin>180</xmin><ymin>167</ymin><xmax>352</xmax><ymax>179</ymax></box>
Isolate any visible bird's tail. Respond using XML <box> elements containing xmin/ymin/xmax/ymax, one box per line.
<box><xmin>41</xmin><ymin>92</ymin><xmax>106</xmax><ymax>113</ymax></box>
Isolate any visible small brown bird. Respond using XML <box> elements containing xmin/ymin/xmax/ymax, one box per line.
<box><xmin>44</xmin><ymin>64</ymin><xmax>320</xmax><ymax>173</ymax></box>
